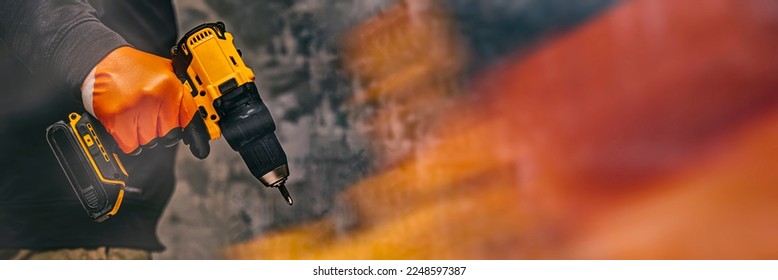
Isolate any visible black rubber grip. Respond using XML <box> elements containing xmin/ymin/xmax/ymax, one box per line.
<box><xmin>239</xmin><ymin>133</ymin><xmax>288</xmax><ymax>179</ymax></box>
<box><xmin>182</xmin><ymin>113</ymin><xmax>211</xmax><ymax>159</ymax></box>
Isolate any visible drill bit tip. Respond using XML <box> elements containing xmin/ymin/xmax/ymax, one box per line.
<box><xmin>277</xmin><ymin>184</ymin><xmax>293</xmax><ymax>206</ymax></box>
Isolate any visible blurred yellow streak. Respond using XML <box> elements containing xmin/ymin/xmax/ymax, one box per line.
<box><xmin>228</xmin><ymin>166</ymin><xmax>527</xmax><ymax>259</ymax></box>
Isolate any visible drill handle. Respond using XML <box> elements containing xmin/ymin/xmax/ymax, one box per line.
<box><xmin>181</xmin><ymin>113</ymin><xmax>211</xmax><ymax>159</ymax></box>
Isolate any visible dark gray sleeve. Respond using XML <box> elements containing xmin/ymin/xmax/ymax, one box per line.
<box><xmin>0</xmin><ymin>0</ymin><xmax>129</xmax><ymax>97</ymax></box>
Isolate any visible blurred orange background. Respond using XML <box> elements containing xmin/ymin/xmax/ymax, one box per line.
<box><xmin>224</xmin><ymin>0</ymin><xmax>778</xmax><ymax>259</ymax></box>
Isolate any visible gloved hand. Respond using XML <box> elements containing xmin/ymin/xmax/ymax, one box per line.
<box><xmin>81</xmin><ymin>46</ymin><xmax>199</xmax><ymax>155</ymax></box>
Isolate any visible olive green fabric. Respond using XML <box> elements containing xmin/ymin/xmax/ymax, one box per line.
<box><xmin>0</xmin><ymin>247</ymin><xmax>151</xmax><ymax>260</ymax></box>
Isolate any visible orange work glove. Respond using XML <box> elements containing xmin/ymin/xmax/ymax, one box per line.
<box><xmin>81</xmin><ymin>46</ymin><xmax>199</xmax><ymax>154</ymax></box>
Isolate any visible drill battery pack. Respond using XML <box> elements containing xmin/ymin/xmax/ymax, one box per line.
<box><xmin>46</xmin><ymin>112</ymin><xmax>127</xmax><ymax>222</ymax></box>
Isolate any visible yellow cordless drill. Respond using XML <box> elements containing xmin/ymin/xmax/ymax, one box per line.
<box><xmin>46</xmin><ymin>22</ymin><xmax>291</xmax><ymax>222</ymax></box>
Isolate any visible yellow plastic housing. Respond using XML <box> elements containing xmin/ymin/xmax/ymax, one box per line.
<box><xmin>179</xmin><ymin>26</ymin><xmax>256</xmax><ymax>139</ymax></box>
<box><xmin>67</xmin><ymin>113</ymin><xmax>125</xmax><ymax>218</ymax></box>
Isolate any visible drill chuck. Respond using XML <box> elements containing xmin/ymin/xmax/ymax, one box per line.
<box><xmin>215</xmin><ymin>82</ymin><xmax>292</xmax><ymax>205</ymax></box>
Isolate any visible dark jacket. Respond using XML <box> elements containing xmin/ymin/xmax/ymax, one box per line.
<box><xmin>0</xmin><ymin>0</ymin><xmax>179</xmax><ymax>251</ymax></box>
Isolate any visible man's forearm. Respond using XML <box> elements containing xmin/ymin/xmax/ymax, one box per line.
<box><xmin>0</xmin><ymin>0</ymin><xmax>128</xmax><ymax>98</ymax></box>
